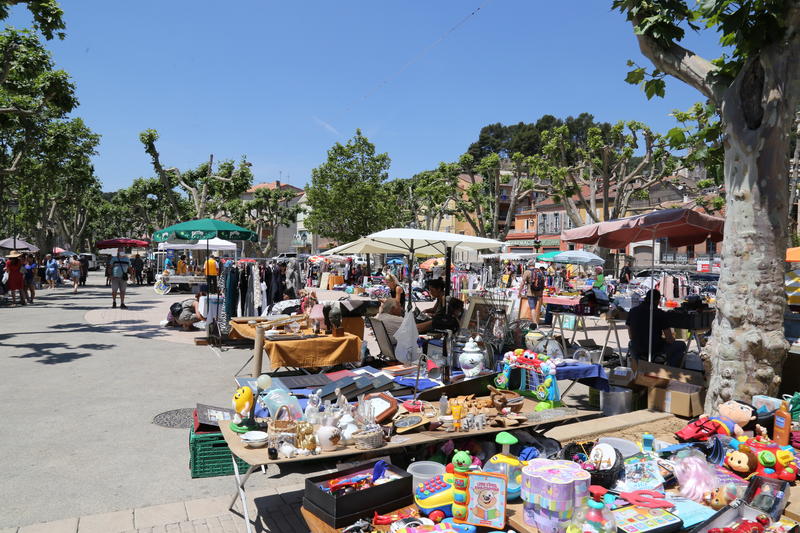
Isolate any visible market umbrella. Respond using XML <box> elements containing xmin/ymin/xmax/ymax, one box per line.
<box><xmin>308</xmin><ymin>255</ymin><xmax>328</xmax><ymax>264</ymax></box>
<box><xmin>551</xmin><ymin>250</ymin><xmax>605</xmax><ymax>266</ymax></box>
<box><xmin>52</xmin><ymin>246</ymin><xmax>66</xmax><ymax>254</ymax></box>
<box><xmin>323</xmin><ymin>228</ymin><xmax>503</xmax><ymax>312</ymax></box>
<box><xmin>386</xmin><ymin>258</ymin><xmax>405</xmax><ymax>265</ymax></box>
<box><xmin>96</xmin><ymin>238</ymin><xmax>149</xmax><ymax>250</ymax></box>
<box><xmin>420</xmin><ymin>257</ymin><xmax>445</xmax><ymax>270</ymax></box>
<box><xmin>535</xmin><ymin>251</ymin><xmax>562</xmax><ymax>262</ymax></box>
<box><xmin>0</xmin><ymin>237</ymin><xmax>39</xmax><ymax>252</ymax></box>
<box><xmin>58</xmin><ymin>251</ymin><xmax>78</xmax><ymax>257</ymax></box>
<box><xmin>787</xmin><ymin>247</ymin><xmax>800</xmax><ymax>262</ymax></box>
<box><xmin>151</xmin><ymin>218</ymin><xmax>257</xmax><ymax>243</ymax></box>
<box><xmin>562</xmin><ymin>208</ymin><xmax>724</xmax><ymax>363</ymax></box>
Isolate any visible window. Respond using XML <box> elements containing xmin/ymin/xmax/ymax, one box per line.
<box><xmin>568</xmin><ymin>243</ymin><xmax>575</xmax><ymax>251</ymax></box>
<box><xmin>707</xmin><ymin>239</ymin><xmax>717</xmax><ymax>255</ymax></box>
<box><xmin>539</xmin><ymin>214</ymin><xmax>548</xmax><ymax>233</ymax></box>
<box><xmin>553</xmin><ymin>212</ymin><xmax>561</xmax><ymax>233</ymax></box>
<box><xmin>687</xmin><ymin>245</ymin><xmax>695</xmax><ymax>259</ymax></box>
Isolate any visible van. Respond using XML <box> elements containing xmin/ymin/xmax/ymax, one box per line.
<box><xmin>79</xmin><ymin>253</ymin><xmax>99</xmax><ymax>271</ymax></box>
<box><xmin>276</xmin><ymin>252</ymin><xmax>297</xmax><ymax>260</ymax></box>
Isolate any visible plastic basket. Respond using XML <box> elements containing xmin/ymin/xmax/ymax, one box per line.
<box><xmin>558</xmin><ymin>441</ymin><xmax>623</xmax><ymax>488</ymax></box>
<box><xmin>189</xmin><ymin>428</ymin><xmax>249</xmax><ymax>478</ymax></box>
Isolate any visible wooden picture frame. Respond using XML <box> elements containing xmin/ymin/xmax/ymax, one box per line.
<box><xmin>363</xmin><ymin>392</ymin><xmax>398</xmax><ymax>424</ymax></box>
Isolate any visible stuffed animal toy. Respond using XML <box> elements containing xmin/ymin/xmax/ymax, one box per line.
<box><xmin>676</xmin><ymin>400</ymin><xmax>757</xmax><ymax>442</ymax></box>
<box><xmin>724</xmin><ymin>444</ymin><xmax>759</xmax><ymax>477</ymax></box>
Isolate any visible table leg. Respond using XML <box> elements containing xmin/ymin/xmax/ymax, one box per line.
<box><xmin>229</xmin><ymin>459</ymin><xmax>258</xmax><ymax>533</ymax></box>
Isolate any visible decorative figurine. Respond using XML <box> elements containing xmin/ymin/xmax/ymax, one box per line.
<box><xmin>230</xmin><ymin>386</ymin><xmax>255</xmax><ymax>432</ymax></box>
<box><xmin>316</xmin><ymin>415</ymin><xmax>342</xmax><ymax>452</ymax></box>
<box><xmin>295</xmin><ymin>421</ymin><xmax>318</xmax><ymax>454</ymax></box>
<box><xmin>304</xmin><ymin>388</ymin><xmax>322</xmax><ymax>425</ymax></box>
<box><xmin>459</xmin><ymin>337</ymin><xmax>485</xmax><ymax>378</ymax></box>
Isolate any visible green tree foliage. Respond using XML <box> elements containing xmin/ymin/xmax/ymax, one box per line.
<box><xmin>305</xmin><ymin>129</ymin><xmax>393</xmax><ymax>244</ymax></box>
<box><xmin>231</xmin><ymin>187</ymin><xmax>302</xmax><ymax>256</ymax></box>
<box><xmin>467</xmin><ymin>113</ymin><xmax>611</xmax><ymax>160</ymax></box>
<box><xmin>139</xmin><ymin>129</ymin><xmax>253</xmax><ymax>220</ymax></box>
<box><xmin>389</xmin><ymin>163</ymin><xmax>460</xmax><ymax>231</ymax></box>
<box><xmin>530</xmin><ymin>120</ymin><xmax>680</xmax><ymax>226</ymax></box>
<box><xmin>0</xmin><ymin>0</ymin><xmax>66</xmax><ymax>40</ymax></box>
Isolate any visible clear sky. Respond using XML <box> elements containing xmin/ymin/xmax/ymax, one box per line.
<box><xmin>9</xmin><ymin>1</ymin><xmax>722</xmax><ymax>192</ymax></box>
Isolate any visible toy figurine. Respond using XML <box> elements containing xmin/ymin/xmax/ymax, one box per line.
<box><xmin>304</xmin><ymin>388</ymin><xmax>322</xmax><ymax>425</ymax></box>
<box><xmin>676</xmin><ymin>400</ymin><xmax>757</xmax><ymax>442</ymax></box>
<box><xmin>484</xmin><ymin>432</ymin><xmax>526</xmax><ymax>501</ymax></box>
<box><xmin>295</xmin><ymin>421</ymin><xmax>318</xmax><ymax>453</ymax></box>
<box><xmin>725</xmin><ymin>435</ymin><xmax>798</xmax><ymax>482</ymax></box>
<box><xmin>230</xmin><ymin>386</ymin><xmax>255</xmax><ymax>432</ymax></box>
<box><xmin>708</xmin><ymin>515</ymin><xmax>770</xmax><ymax>533</ymax></box>
<box><xmin>451</xmin><ymin>450</ymin><xmax>473</xmax><ymax>522</ymax></box>
<box><xmin>704</xmin><ymin>484</ymin><xmax>740</xmax><ymax>510</ymax></box>
<box><xmin>534</xmin><ymin>359</ymin><xmax>563</xmax><ymax>411</ymax></box>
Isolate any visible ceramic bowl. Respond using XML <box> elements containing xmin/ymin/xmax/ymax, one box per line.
<box><xmin>241</xmin><ymin>431</ymin><xmax>269</xmax><ymax>448</ymax></box>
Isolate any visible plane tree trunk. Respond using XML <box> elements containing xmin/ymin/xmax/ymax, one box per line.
<box><xmin>702</xmin><ymin>52</ymin><xmax>798</xmax><ymax>408</ymax></box>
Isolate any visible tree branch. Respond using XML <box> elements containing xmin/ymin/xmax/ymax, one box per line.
<box><xmin>630</xmin><ymin>15</ymin><xmax>721</xmax><ymax>103</ymax></box>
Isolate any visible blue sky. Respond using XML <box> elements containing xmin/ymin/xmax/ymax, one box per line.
<box><xmin>9</xmin><ymin>1</ymin><xmax>722</xmax><ymax>192</ymax></box>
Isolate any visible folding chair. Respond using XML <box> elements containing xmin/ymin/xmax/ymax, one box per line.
<box><xmin>367</xmin><ymin>317</ymin><xmax>396</xmax><ymax>361</ymax></box>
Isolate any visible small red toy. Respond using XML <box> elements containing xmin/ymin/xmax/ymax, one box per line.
<box><xmin>372</xmin><ymin>509</ymin><xmax>417</xmax><ymax>525</ymax></box>
<box><xmin>725</xmin><ymin>435</ymin><xmax>797</xmax><ymax>482</ymax></box>
<box><xmin>708</xmin><ymin>514</ymin><xmax>770</xmax><ymax>533</ymax></box>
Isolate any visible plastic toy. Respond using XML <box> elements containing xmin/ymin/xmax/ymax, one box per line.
<box><xmin>522</xmin><ymin>459</ymin><xmax>591</xmax><ymax>533</ymax></box>
<box><xmin>725</xmin><ymin>435</ymin><xmax>797</xmax><ymax>482</ymax></box>
<box><xmin>484</xmin><ymin>432</ymin><xmax>527</xmax><ymax>501</ymax></box>
<box><xmin>440</xmin><ymin>518</ymin><xmax>477</xmax><ymax>532</ymax></box>
<box><xmin>496</xmin><ymin>349</ymin><xmax>564</xmax><ymax>410</ymax></box>
<box><xmin>372</xmin><ymin>508</ymin><xmax>418</xmax><ymax>525</ymax></box>
<box><xmin>674</xmin><ymin>454</ymin><xmax>718</xmax><ymax>503</ymax></box>
<box><xmin>230</xmin><ymin>386</ymin><xmax>255</xmax><ymax>432</ymax></box>
<box><xmin>415</xmin><ymin>473</ymin><xmax>455</xmax><ymax>522</ymax></box>
<box><xmin>609</xmin><ymin>505</ymin><xmax>682</xmax><ymax>533</ymax></box>
<box><xmin>708</xmin><ymin>515</ymin><xmax>770</xmax><ymax>533</ymax></box>
<box><xmin>567</xmin><ymin>486</ymin><xmax>616</xmax><ymax>533</ymax></box>
<box><xmin>676</xmin><ymin>400</ymin><xmax>757</xmax><ymax>442</ymax></box>
<box><xmin>704</xmin><ymin>484</ymin><xmax>741</xmax><ymax>510</ymax></box>
<box><xmin>451</xmin><ymin>450</ymin><xmax>472</xmax><ymax>522</ymax></box>
<box><xmin>603</xmin><ymin>488</ymin><xmax>673</xmax><ymax>509</ymax></box>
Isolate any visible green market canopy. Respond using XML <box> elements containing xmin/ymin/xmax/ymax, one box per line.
<box><xmin>152</xmin><ymin>218</ymin><xmax>257</xmax><ymax>243</ymax></box>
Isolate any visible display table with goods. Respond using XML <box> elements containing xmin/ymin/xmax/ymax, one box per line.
<box><xmin>219</xmin><ymin>378</ymin><xmax>594</xmax><ymax>533</ymax></box>
<box><xmin>228</xmin><ymin>317</ymin><xmax>361</xmax><ymax>371</ymax></box>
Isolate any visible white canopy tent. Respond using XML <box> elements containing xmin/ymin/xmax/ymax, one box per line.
<box><xmin>322</xmin><ymin>228</ymin><xmax>504</xmax><ymax>257</ymax></box>
<box><xmin>157</xmin><ymin>237</ymin><xmax>237</xmax><ymax>252</ymax></box>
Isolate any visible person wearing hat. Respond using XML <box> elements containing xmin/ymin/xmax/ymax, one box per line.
<box><xmin>203</xmin><ymin>253</ymin><xmax>219</xmax><ymax>293</ymax></box>
<box><xmin>5</xmin><ymin>251</ymin><xmax>26</xmax><ymax>305</ymax></box>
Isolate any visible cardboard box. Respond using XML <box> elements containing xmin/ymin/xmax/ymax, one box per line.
<box><xmin>631</xmin><ymin>359</ymin><xmax>706</xmax><ymax>388</ymax></box>
<box><xmin>648</xmin><ymin>381</ymin><xmax>705</xmax><ymax>417</ymax></box>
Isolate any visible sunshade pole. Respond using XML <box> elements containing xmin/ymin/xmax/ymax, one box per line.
<box><xmin>444</xmin><ymin>246</ymin><xmax>452</xmax><ymax>315</ymax></box>
<box><xmin>408</xmin><ymin>241</ymin><xmax>414</xmax><ymax>312</ymax></box>
<box><xmin>649</xmin><ymin>230</ymin><xmax>655</xmax><ymax>363</ymax></box>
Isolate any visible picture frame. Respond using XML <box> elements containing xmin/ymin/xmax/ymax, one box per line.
<box><xmin>363</xmin><ymin>392</ymin><xmax>398</xmax><ymax>424</ymax></box>
<box><xmin>461</xmin><ymin>471</ymin><xmax>508</xmax><ymax>529</ymax></box>
<box><xmin>460</xmin><ymin>295</ymin><xmax>518</xmax><ymax>331</ymax></box>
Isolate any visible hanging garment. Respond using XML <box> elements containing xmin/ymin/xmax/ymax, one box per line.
<box><xmin>262</xmin><ymin>264</ymin><xmax>273</xmax><ymax>308</ymax></box>
<box><xmin>245</xmin><ymin>265</ymin><xmax>255</xmax><ymax>316</ymax></box>
<box><xmin>239</xmin><ymin>265</ymin><xmax>250</xmax><ymax>316</ymax></box>
<box><xmin>253</xmin><ymin>263</ymin><xmax>262</xmax><ymax>311</ymax></box>
<box><xmin>224</xmin><ymin>266</ymin><xmax>239</xmax><ymax>319</ymax></box>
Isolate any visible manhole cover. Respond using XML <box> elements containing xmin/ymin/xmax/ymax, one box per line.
<box><xmin>153</xmin><ymin>408</ymin><xmax>194</xmax><ymax>428</ymax></box>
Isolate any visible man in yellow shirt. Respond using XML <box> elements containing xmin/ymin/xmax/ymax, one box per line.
<box><xmin>204</xmin><ymin>254</ymin><xmax>219</xmax><ymax>293</ymax></box>
<box><xmin>177</xmin><ymin>255</ymin><xmax>188</xmax><ymax>275</ymax></box>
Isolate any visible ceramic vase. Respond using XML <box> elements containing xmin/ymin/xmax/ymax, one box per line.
<box><xmin>316</xmin><ymin>416</ymin><xmax>342</xmax><ymax>452</ymax></box>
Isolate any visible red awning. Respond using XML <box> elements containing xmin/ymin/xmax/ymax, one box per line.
<box><xmin>96</xmin><ymin>238</ymin><xmax>150</xmax><ymax>250</ymax></box>
<box><xmin>561</xmin><ymin>208</ymin><xmax>724</xmax><ymax>249</ymax></box>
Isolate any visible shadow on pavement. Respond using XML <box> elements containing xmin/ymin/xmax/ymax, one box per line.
<box><xmin>10</xmin><ymin>341</ymin><xmax>115</xmax><ymax>365</ymax></box>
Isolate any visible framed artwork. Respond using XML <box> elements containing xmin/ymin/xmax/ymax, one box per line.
<box><xmin>461</xmin><ymin>471</ymin><xmax>507</xmax><ymax>529</ymax></box>
<box><xmin>460</xmin><ymin>295</ymin><xmax>518</xmax><ymax>331</ymax></box>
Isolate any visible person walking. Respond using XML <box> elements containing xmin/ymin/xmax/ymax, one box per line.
<box><xmin>79</xmin><ymin>254</ymin><xmax>89</xmax><ymax>286</ymax></box>
<box><xmin>5</xmin><ymin>251</ymin><xmax>26</xmax><ymax>305</ymax></box>
<box><xmin>68</xmin><ymin>255</ymin><xmax>82</xmax><ymax>294</ymax></box>
<box><xmin>110</xmin><ymin>250</ymin><xmax>131</xmax><ymax>309</ymax></box>
<box><xmin>521</xmin><ymin>261</ymin><xmax>546</xmax><ymax>324</ymax></box>
<box><xmin>132</xmin><ymin>253</ymin><xmax>144</xmax><ymax>285</ymax></box>
<box><xmin>24</xmin><ymin>254</ymin><xmax>38</xmax><ymax>303</ymax></box>
<box><xmin>45</xmin><ymin>253</ymin><xmax>58</xmax><ymax>289</ymax></box>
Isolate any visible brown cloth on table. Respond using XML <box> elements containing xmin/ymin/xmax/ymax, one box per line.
<box><xmin>228</xmin><ymin>322</ymin><xmax>360</xmax><ymax>368</ymax></box>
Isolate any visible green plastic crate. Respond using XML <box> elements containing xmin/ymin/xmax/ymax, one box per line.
<box><xmin>189</xmin><ymin>428</ymin><xmax>249</xmax><ymax>478</ymax></box>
